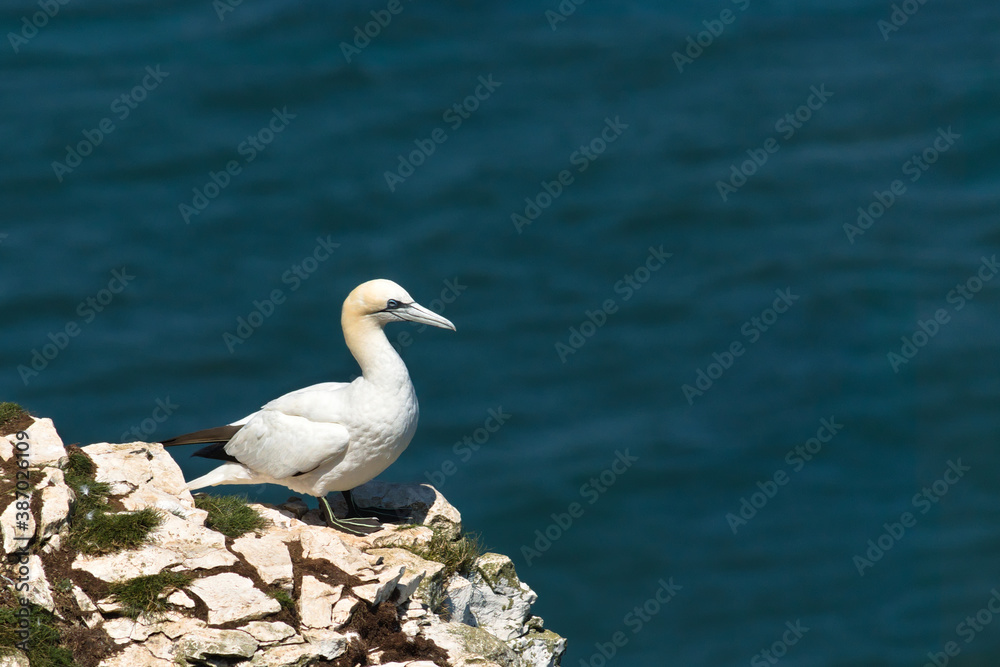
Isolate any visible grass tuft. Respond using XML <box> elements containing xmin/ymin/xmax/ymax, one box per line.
<box><xmin>69</xmin><ymin>507</ymin><xmax>162</xmax><ymax>555</ymax></box>
<box><xmin>0</xmin><ymin>402</ymin><xmax>32</xmax><ymax>436</ymax></box>
<box><xmin>0</xmin><ymin>604</ymin><xmax>76</xmax><ymax>667</ymax></box>
<box><xmin>267</xmin><ymin>588</ymin><xmax>295</xmax><ymax>613</ymax></box>
<box><xmin>107</xmin><ymin>571</ymin><xmax>193</xmax><ymax>620</ymax></box>
<box><xmin>403</xmin><ymin>528</ymin><xmax>483</xmax><ymax>582</ymax></box>
<box><xmin>62</xmin><ymin>446</ymin><xmax>162</xmax><ymax>555</ymax></box>
<box><xmin>194</xmin><ymin>493</ymin><xmax>268</xmax><ymax>538</ymax></box>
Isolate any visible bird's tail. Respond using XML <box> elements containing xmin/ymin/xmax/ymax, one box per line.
<box><xmin>161</xmin><ymin>424</ymin><xmax>241</xmax><ymax>447</ymax></box>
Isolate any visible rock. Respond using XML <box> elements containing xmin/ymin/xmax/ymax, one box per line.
<box><xmin>186</xmin><ymin>573</ymin><xmax>281</xmax><ymax>625</ymax></box>
<box><xmin>421</xmin><ymin>619</ymin><xmax>516</xmax><ymax>667</ymax></box>
<box><xmin>98</xmin><ymin>643</ymin><xmax>171</xmax><ymax>667</ymax></box>
<box><xmin>72</xmin><ymin>511</ymin><xmax>236</xmax><ymax>581</ymax></box>
<box><xmin>37</xmin><ymin>468</ymin><xmax>71</xmax><ymax>542</ymax></box>
<box><xmin>174</xmin><ymin>628</ymin><xmax>259</xmax><ymax>661</ymax></box>
<box><xmin>368</xmin><ymin>547</ymin><xmax>445</xmax><ymax>602</ymax></box>
<box><xmin>0</xmin><ymin>650</ymin><xmax>29</xmax><ymax>667</ymax></box>
<box><xmin>231</xmin><ymin>533</ymin><xmax>294</xmax><ymax>591</ymax></box>
<box><xmin>104</xmin><ymin>617</ymin><xmax>158</xmax><ymax>643</ymax></box>
<box><xmin>300</xmin><ymin>627</ymin><xmax>350</xmax><ymax>659</ymax></box>
<box><xmin>297</xmin><ymin>527</ymin><xmax>378</xmax><ymax>574</ymax></box>
<box><xmin>166</xmin><ymin>589</ymin><xmax>195</xmax><ymax>608</ymax></box>
<box><xmin>4</xmin><ymin>418</ymin><xmax>566</xmax><ymax>667</ymax></box>
<box><xmin>327</xmin><ymin>480</ymin><xmax>462</xmax><ymax>539</ymax></box>
<box><xmin>442</xmin><ymin>553</ymin><xmax>537</xmax><ymax>642</ymax></box>
<box><xmin>23</xmin><ymin>418</ymin><xmax>67</xmax><ymax>467</ymax></box>
<box><xmin>83</xmin><ymin>442</ymin><xmax>196</xmax><ymax>518</ymax></box>
<box><xmin>240</xmin><ymin>620</ymin><xmax>297</xmax><ymax>644</ymax></box>
<box><xmin>298</xmin><ymin>576</ymin><xmax>343</xmax><ymax>629</ymax></box>
<box><xmin>353</xmin><ymin>563</ymin><xmax>405</xmax><ymax>606</ymax></box>
<box><xmin>508</xmin><ymin>626</ymin><xmax>568</xmax><ymax>667</ymax></box>
<box><xmin>0</xmin><ymin>496</ymin><xmax>35</xmax><ymax>554</ymax></box>
<box><xmin>277</xmin><ymin>497</ymin><xmax>308</xmax><ymax>519</ymax></box>
<box><xmin>71</xmin><ymin>584</ymin><xmax>104</xmax><ymax>629</ymax></box>
<box><xmin>16</xmin><ymin>554</ymin><xmax>56</xmax><ymax>612</ymax></box>
<box><xmin>244</xmin><ymin>641</ymin><xmax>337</xmax><ymax>667</ymax></box>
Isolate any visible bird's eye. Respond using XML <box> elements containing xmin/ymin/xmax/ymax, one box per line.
<box><xmin>386</xmin><ymin>299</ymin><xmax>401</xmax><ymax>309</ymax></box>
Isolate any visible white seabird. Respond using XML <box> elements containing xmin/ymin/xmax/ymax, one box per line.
<box><xmin>161</xmin><ymin>278</ymin><xmax>455</xmax><ymax>535</ymax></box>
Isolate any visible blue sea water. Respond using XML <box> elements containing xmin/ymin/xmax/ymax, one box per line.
<box><xmin>3</xmin><ymin>0</ymin><xmax>1000</xmax><ymax>664</ymax></box>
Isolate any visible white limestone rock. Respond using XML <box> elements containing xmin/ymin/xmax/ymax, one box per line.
<box><xmin>97</xmin><ymin>643</ymin><xmax>172</xmax><ymax>667</ymax></box>
<box><xmin>174</xmin><ymin>628</ymin><xmax>259</xmax><ymax>661</ymax></box>
<box><xmin>82</xmin><ymin>441</ymin><xmax>196</xmax><ymax>517</ymax></box>
<box><xmin>37</xmin><ymin>467</ymin><xmax>71</xmax><ymax>542</ymax></box>
<box><xmin>0</xmin><ymin>650</ymin><xmax>30</xmax><ymax>667</ymax></box>
<box><xmin>23</xmin><ymin>418</ymin><xmax>67</xmax><ymax>467</ymax></box>
<box><xmin>19</xmin><ymin>554</ymin><xmax>55</xmax><ymax>612</ymax></box>
<box><xmin>72</xmin><ymin>511</ymin><xmax>236</xmax><ymax>581</ymax></box>
<box><xmin>298</xmin><ymin>576</ymin><xmax>343</xmax><ymax>629</ymax></box>
<box><xmin>0</xmin><ymin>497</ymin><xmax>35</xmax><ymax>555</ymax></box>
<box><xmin>166</xmin><ymin>589</ymin><xmax>195</xmax><ymax>608</ymax></box>
<box><xmin>231</xmin><ymin>533</ymin><xmax>294</xmax><ymax>591</ymax></box>
<box><xmin>369</xmin><ymin>547</ymin><xmax>446</xmax><ymax>603</ymax></box>
<box><xmin>186</xmin><ymin>572</ymin><xmax>280</xmax><ymax>625</ymax></box>
<box><xmin>240</xmin><ymin>620</ymin><xmax>298</xmax><ymax>645</ymax></box>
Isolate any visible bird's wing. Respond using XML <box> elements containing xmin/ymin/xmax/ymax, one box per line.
<box><xmin>259</xmin><ymin>381</ymin><xmax>354</xmax><ymax>421</ymax></box>
<box><xmin>223</xmin><ymin>408</ymin><xmax>351</xmax><ymax>480</ymax></box>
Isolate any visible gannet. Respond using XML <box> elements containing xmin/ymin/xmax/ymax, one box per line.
<box><xmin>161</xmin><ymin>279</ymin><xmax>455</xmax><ymax>535</ymax></box>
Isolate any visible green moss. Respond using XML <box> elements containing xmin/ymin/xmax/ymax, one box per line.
<box><xmin>107</xmin><ymin>571</ymin><xmax>193</xmax><ymax>620</ymax></box>
<box><xmin>194</xmin><ymin>493</ymin><xmax>268</xmax><ymax>538</ymax></box>
<box><xmin>69</xmin><ymin>507</ymin><xmax>162</xmax><ymax>555</ymax></box>
<box><xmin>0</xmin><ymin>402</ymin><xmax>31</xmax><ymax>436</ymax></box>
<box><xmin>403</xmin><ymin>528</ymin><xmax>483</xmax><ymax>581</ymax></box>
<box><xmin>0</xmin><ymin>604</ymin><xmax>77</xmax><ymax>667</ymax></box>
<box><xmin>267</xmin><ymin>588</ymin><xmax>294</xmax><ymax>613</ymax></box>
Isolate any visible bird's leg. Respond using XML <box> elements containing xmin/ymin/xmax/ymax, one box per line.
<box><xmin>342</xmin><ymin>489</ymin><xmax>412</xmax><ymax>524</ymax></box>
<box><xmin>319</xmin><ymin>494</ymin><xmax>382</xmax><ymax>536</ymax></box>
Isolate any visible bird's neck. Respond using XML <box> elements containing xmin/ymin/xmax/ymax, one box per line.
<box><xmin>343</xmin><ymin>318</ymin><xmax>411</xmax><ymax>388</ymax></box>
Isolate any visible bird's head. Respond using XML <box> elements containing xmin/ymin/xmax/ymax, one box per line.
<box><xmin>343</xmin><ymin>279</ymin><xmax>456</xmax><ymax>332</ymax></box>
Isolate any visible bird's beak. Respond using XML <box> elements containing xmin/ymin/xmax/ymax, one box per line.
<box><xmin>399</xmin><ymin>302</ymin><xmax>456</xmax><ymax>330</ymax></box>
